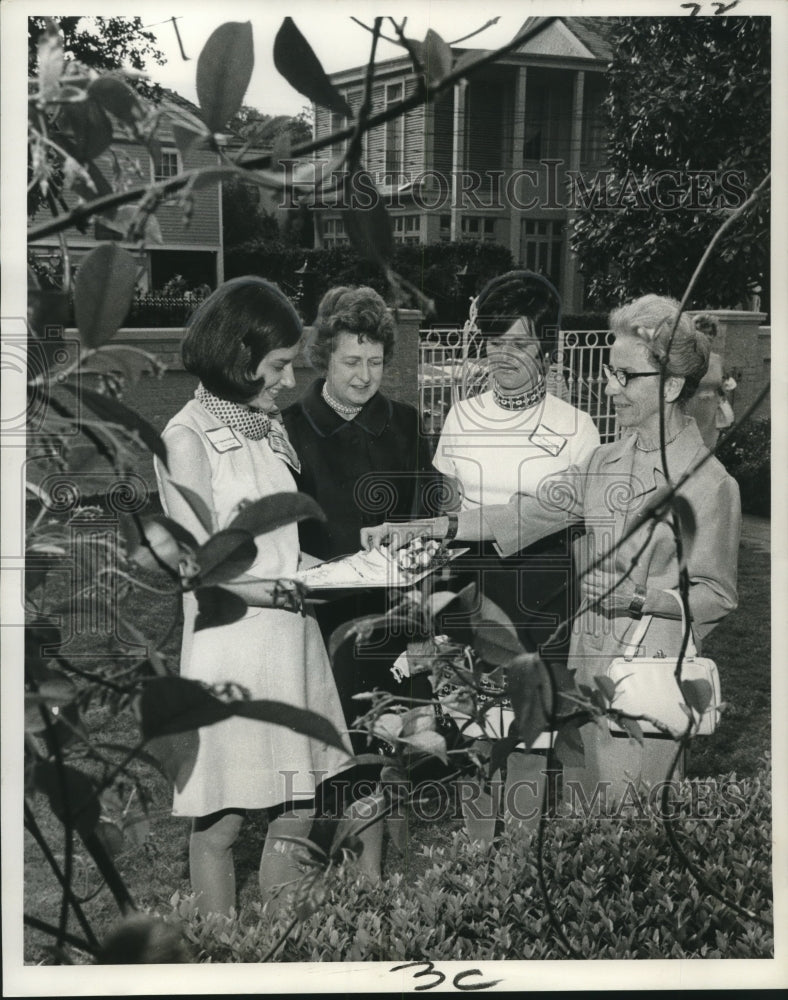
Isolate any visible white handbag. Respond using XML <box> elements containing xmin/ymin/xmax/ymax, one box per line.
<box><xmin>606</xmin><ymin>590</ymin><xmax>721</xmax><ymax>737</ymax></box>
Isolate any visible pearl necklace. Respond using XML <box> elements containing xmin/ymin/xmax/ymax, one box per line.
<box><xmin>322</xmin><ymin>382</ymin><xmax>363</xmax><ymax>418</ymax></box>
<box><xmin>492</xmin><ymin>378</ymin><xmax>546</xmax><ymax>411</ymax></box>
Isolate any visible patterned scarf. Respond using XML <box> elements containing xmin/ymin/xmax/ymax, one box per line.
<box><xmin>492</xmin><ymin>377</ymin><xmax>547</xmax><ymax>411</ymax></box>
<box><xmin>195</xmin><ymin>385</ymin><xmax>301</xmax><ymax>472</ymax></box>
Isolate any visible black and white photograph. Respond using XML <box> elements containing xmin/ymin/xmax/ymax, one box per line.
<box><xmin>2</xmin><ymin>0</ymin><xmax>786</xmax><ymax>993</ymax></box>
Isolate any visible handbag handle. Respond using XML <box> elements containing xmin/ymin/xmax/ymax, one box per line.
<box><xmin>621</xmin><ymin>589</ymin><xmax>697</xmax><ymax>660</ymax></box>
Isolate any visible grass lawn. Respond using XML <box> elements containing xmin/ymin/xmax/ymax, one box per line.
<box><xmin>22</xmin><ymin>529</ymin><xmax>772</xmax><ymax>963</ymax></box>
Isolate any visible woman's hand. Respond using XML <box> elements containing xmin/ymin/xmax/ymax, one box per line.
<box><xmin>361</xmin><ymin>519</ymin><xmax>445</xmax><ymax>552</ymax></box>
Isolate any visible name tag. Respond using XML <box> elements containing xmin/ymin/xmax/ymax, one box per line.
<box><xmin>205</xmin><ymin>427</ymin><xmax>243</xmax><ymax>453</ymax></box>
<box><xmin>529</xmin><ymin>431</ymin><xmax>567</xmax><ymax>457</ymax></box>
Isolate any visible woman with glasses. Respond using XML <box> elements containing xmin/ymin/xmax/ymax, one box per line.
<box><xmin>364</xmin><ymin>294</ymin><xmax>741</xmax><ymax>807</ymax></box>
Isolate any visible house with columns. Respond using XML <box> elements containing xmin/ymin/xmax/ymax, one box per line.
<box><xmin>311</xmin><ymin>16</ymin><xmax>613</xmax><ymax>312</ymax></box>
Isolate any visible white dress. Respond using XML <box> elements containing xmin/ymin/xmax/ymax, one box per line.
<box><xmin>433</xmin><ymin>389</ymin><xmax>601</xmax><ymax>510</ymax></box>
<box><xmin>432</xmin><ymin>388</ymin><xmax>602</xmax><ymax>653</ymax></box>
<box><xmin>155</xmin><ymin>398</ymin><xmax>352</xmax><ymax>817</ymax></box>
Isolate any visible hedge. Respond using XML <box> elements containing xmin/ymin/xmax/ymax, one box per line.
<box><xmin>165</xmin><ymin>763</ymin><xmax>772</xmax><ymax>962</ymax></box>
<box><xmin>224</xmin><ymin>241</ymin><xmax>517</xmax><ymax>325</ymax></box>
<box><xmin>716</xmin><ymin>418</ymin><xmax>770</xmax><ymax>517</ymax></box>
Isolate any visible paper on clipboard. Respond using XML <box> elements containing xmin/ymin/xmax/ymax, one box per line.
<box><xmin>294</xmin><ymin>545</ymin><xmax>468</xmax><ymax>590</ymax></box>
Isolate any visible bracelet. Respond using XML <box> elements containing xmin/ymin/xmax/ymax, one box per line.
<box><xmin>628</xmin><ymin>585</ymin><xmax>647</xmax><ymax>619</ymax></box>
<box><xmin>443</xmin><ymin>513</ymin><xmax>459</xmax><ymax>542</ymax></box>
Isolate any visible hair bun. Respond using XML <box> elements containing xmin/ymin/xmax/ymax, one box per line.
<box><xmin>692</xmin><ymin>312</ymin><xmax>718</xmax><ymax>339</ymax></box>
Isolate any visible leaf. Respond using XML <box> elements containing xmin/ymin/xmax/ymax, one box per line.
<box><xmin>32</xmin><ymin>761</ymin><xmax>100</xmax><ymax>838</ymax></box>
<box><xmin>594</xmin><ymin>675</ymin><xmax>618</xmax><ymax>703</ymax></box>
<box><xmin>342</xmin><ymin>172</ymin><xmax>393</xmax><ymax>265</ymax></box>
<box><xmin>472</xmin><ymin>620</ymin><xmax>524</xmax><ymax>667</ymax></box>
<box><xmin>27</xmin><ymin>289</ymin><xmax>70</xmax><ymax>337</ymax></box>
<box><xmin>146</xmin><ymin>731</ymin><xmax>200</xmax><ymax>790</ymax></box>
<box><xmin>619</xmin><ymin>716</ymin><xmax>645</xmax><ymax>744</ymax></box>
<box><xmin>400</xmin><ymin>706</ymin><xmax>435</xmax><ymax>738</ymax></box>
<box><xmin>81</xmin><ymin>344</ymin><xmax>160</xmax><ymax>385</ymax></box>
<box><xmin>373</xmin><ymin>713</ymin><xmax>404</xmax><ymax>741</ymax></box>
<box><xmin>553</xmin><ymin>723</ymin><xmax>585</xmax><ymax>769</ymax></box>
<box><xmin>193</xmin><ymin>586</ymin><xmax>248</xmax><ymax>632</ymax></box>
<box><xmin>131</xmin><ymin>519</ymin><xmax>183</xmax><ymax>574</ymax></box>
<box><xmin>414</xmin><ymin>29</ymin><xmax>453</xmax><ymax>86</ymax></box>
<box><xmin>505</xmin><ymin>653</ymin><xmax>552</xmax><ymax>749</ymax></box>
<box><xmin>147</xmin><ymin>515</ymin><xmax>198</xmax><ymax>551</ymax></box>
<box><xmin>25</xmin><ymin>624</ymin><xmax>61</xmax><ymax>675</ymax></box>
<box><xmin>489</xmin><ymin>734</ymin><xmax>522</xmax><ymax>777</ymax></box>
<box><xmin>681</xmin><ymin>677</ymin><xmax>712</xmax><ymax>716</ymax></box>
<box><xmin>139</xmin><ymin>676</ymin><xmax>349</xmax><ymax>754</ymax></box>
<box><xmin>232</xmin><ymin>700</ymin><xmax>350</xmax><ymax>755</ymax></box>
<box><xmin>399</xmin><ymin>729</ymin><xmax>448</xmax><ymax>764</ymax></box>
<box><xmin>35</xmin><ymin>675</ymin><xmax>78</xmax><ymax>708</ymax></box>
<box><xmin>328</xmin><ymin>612</ymin><xmax>414</xmax><ymax>662</ymax></box>
<box><xmin>428</xmin><ymin>581</ymin><xmax>477</xmax><ymax>620</ymax></box>
<box><xmin>36</xmin><ymin>18</ymin><xmax>64</xmax><ymax>103</ymax></box>
<box><xmin>61</xmin><ymin>382</ymin><xmax>169</xmax><ymax>468</ymax></box>
<box><xmin>169</xmin><ymin>482</ymin><xmax>214</xmax><ymax>535</ymax></box>
<box><xmin>70</xmin><ymin>161</ymin><xmax>114</xmax><ymax>211</ymax></box>
<box><xmin>273</xmin><ymin>18</ymin><xmax>352</xmax><ymax>117</ymax></box>
<box><xmin>172</xmin><ymin>123</ymin><xmax>208</xmax><ymax>157</ymax></box>
<box><xmin>58</xmin><ymin>98</ymin><xmax>114</xmax><ymax>163</ymax></box>
<box><xmin>192</xmin><ymin>530</ymin><xmax>257</xmax><ymax>587</ymax></box>
<box><xmin>72</xmin><ymin>244</ymin><xmax>139</xmax><ymax>348</ymax></box>
<box><xmin>225</xmin><ymin>491</ymin><xmax>325</xmax><ymax>536</ymax></box>
<box><xmin>99</xmin><ymin>205</ymin><xmax>163</xmax><ymax>245</ymax></box>
<box><xmin>196</xmin><ymin>22</ymin><xmax>255</xmax><ymax>133</ymax></box>
<box><xmin>671</xmin><ymin>495</ymin><xmax>697</xmax><ymax>556</ymax></box>
<box><xmin>88</xmin><ymin>76</ymin><xmax>143</xmax><ymax>127</ymax></box>
<box><xmin>139</xmin><ymin>677</ymin><xmax>231</xmax><ymax>740</ymax></box>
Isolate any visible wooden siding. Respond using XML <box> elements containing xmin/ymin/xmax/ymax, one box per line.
<box><xmin>37</xmin><ymin>139</ymin><xmax>221</xmax><ymax>249</ymax></box>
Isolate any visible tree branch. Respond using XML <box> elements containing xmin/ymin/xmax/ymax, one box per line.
<box><xmin>28</xmin><ymin>17</ymin><xmax>554</xmax><ymax>242</ymax></box>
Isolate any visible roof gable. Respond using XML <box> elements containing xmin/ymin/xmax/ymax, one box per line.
<box><xmin>515</xmin><ymin>16</ymin><xmax>613</xmax><ymax>62</ymax></box>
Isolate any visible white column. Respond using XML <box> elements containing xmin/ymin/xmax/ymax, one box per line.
<box><xmin>450</xmin><ymin>80</ymin><xmax>467</xmax><ymax>242</ymax></box>
<box><xmin>562</xmin><ymin>70</ymin><xmax>585</xmax><ymax>311</ymax></box>
<box><xmin>509</xmin><ymin>65</ymin><xmax>527</xmax><ymax>262</ymax></box>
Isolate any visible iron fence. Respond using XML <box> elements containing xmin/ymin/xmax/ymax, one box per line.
<box><xmin>124</xmin><ymin>293</ymin><xmax>206</xmax><ymax>329</ymax></box>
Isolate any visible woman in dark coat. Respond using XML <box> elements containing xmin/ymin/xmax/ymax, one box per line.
<box><xmin>282</xmin><ymin>285</ymin><xmax>435</xmax><ymax>564</ymax></box>
<box><xmin>282</xmin><ymin>285</ymin><xmax>439</xmax><ymax>752</ymax></box>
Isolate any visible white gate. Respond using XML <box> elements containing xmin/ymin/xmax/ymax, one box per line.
<box><xmin>419</xmin><ymin>327</ymin><xmax>619</xmax><ymax>442</ymax></box>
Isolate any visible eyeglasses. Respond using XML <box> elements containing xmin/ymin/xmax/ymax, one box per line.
<box><xmin>602</xmin><ymin>363</ymin><xmax>662</xmax><ymax>388</ymax></box>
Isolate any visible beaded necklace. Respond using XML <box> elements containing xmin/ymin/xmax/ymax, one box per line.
<box><xmin>492</xmin><ymin>377</ymin><xmax>547</xmax><ymax>411</ymax></box>
<box><xmin>322</xmin><ymin>382</ymin><xmax>363</xmax><ymax>418</ymax></box>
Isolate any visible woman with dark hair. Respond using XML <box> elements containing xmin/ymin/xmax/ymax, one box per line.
<box><xmin>153</xmin><ymin>277</ymin><xmax>351</xmax><ymax>917</ymax></box>
<box><xmin>430</xmin><ymin>271</ymin><xmax>600</xmax><ymax>839</ymax></box>
<box><xmin>434</xmin><ymin>271</ymin><xmax>600</xmax><ymax>653</ymax></box>
<box><xmin>365</xmin><ymin>294</ymin><xmax>741</xmax><ymax>807</ymax></box>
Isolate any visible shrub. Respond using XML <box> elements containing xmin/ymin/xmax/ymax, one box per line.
<box><xmin>165</xmin><ymin>764</ymin><xmax>773</xmax><ymax>962</ymax></box>
<box><xmin>562</xmin><ymin>312</ymin><xmax>611</xmax><ymax>331</ymax></box>
<box><xmin>716</xmin><ymin>418</ymin><xmax>770</xmax><ymax>517</ymax></box>
<box><xmin>224</xmin><ymin>241</ymin><xmax>517</xmax><ymax>324</ymax></box>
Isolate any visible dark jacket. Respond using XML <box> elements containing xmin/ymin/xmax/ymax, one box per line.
<box><xmin>282</xmin><ymin>379</ymin><xmax>438</xmax><ymax>561</ymax></box>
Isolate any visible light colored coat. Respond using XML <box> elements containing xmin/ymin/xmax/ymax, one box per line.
<box><xmin>483</xmin><ymin>418</ymin><xmax>741</xmax><ymax>805</ymax></box>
